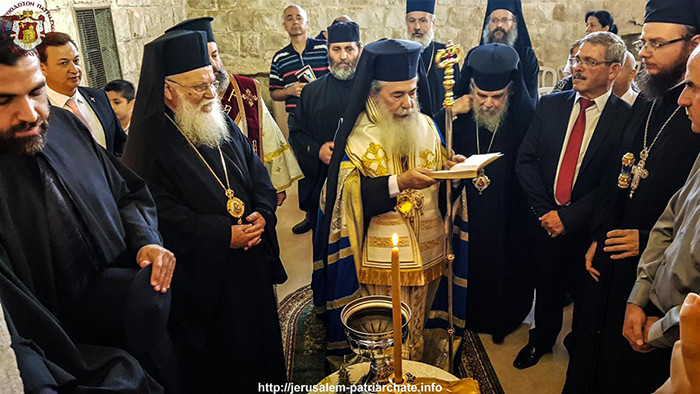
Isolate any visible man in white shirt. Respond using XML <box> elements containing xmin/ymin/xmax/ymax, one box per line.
<box><xmin>38</xmin><ymin>32</ymin><xmax>126</xmax><ymax>156</ymax></box>
<box><xmin>614</xmin><ymin>50</ymin><xmax>639</xmax><ymax>105</ymax></box>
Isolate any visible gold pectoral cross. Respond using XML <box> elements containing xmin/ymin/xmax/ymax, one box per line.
<box><xmin>629</xmin><ymin>149</ymin><xmax>650</xmax><ymax>198</ymax></box>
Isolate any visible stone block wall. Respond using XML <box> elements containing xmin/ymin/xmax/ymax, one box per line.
<box><xmin>12</xmin><ymin>1</ymin><xmax>644</xmax><ymax>99</ymax></box>
<box><xmin>6</xmin><ymin>0</ymin><xmax>188</xmax><ymax>85</ymax></box>
<box><xmin>188</xmin><ymin>0</ymin><xmax>645</xmax><ymax>95</ymax></box>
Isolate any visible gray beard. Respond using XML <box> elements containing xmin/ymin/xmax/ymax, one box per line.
<box><xmin>214</xmin><ymin>65</ymin><xmax>230</xmax><ymax>95</ymax></box>
<box><xmin>472</xmin><ymin>99</ymin><xmax>510</xmax><ymax>133</ymax></box>
<box><xmin>173</xmin><ymin>95</ymin><xmax>230</xmax><ymax>148</ymax></box>
<box><xmin>329</xmin><ymin>61</ymin><xmax>357</xmax><ymax>80</ymax></box>
<box><xmin>482</xmin><ymin>24</ymin><xmax>518</xmax><ymax>47</ymax></box>
<box><xmin>407</xmin><ymin>29</ymin><xmax>434</xmax><ymax>49</ymax></box>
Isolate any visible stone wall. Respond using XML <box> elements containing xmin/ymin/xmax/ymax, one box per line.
<box><xmin>15</xmin><ymin>1</ymin><xmax>645</xmax><ymax>97</ymax></box>
<box><xmin>5</xmin><ymin>0</ymin><xmax>188</xmax><ymax>85</ymax></box>
<box><xmin>188</xmin><ymin>0</ymin><xmax>646</xmax><ymax>92</ymax></box>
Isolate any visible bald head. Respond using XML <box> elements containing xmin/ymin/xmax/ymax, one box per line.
<box><xmin>283</xmin><ymin>4</ymin><xmax>309</xmax><ymax>38</ymax></box>
<box><xmin>284</xmin><ymin>4</ymin><xmax>307</xmax><ymax>18</ymax></box>
<box><xmin>333</xmin><ymin>15</ymin><xmax>352</xmax><ymax>24</ymax></box>
<box><xmin>613</xmin><ymin>50</ymin><xmax>638</xmax><ymax>97</ymax></box>
<box><xmin>679</xmin><ymin>46</ymin><xmax>700</xmax><ymax>133</ymax></box>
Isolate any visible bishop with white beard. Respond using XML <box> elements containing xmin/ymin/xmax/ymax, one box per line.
<box><xmin>122</xmin><ymin>30</ymin><xmax>287</xmax><ymax>393</ymax></box>
<box><xmin>312</xmin><ymin>38</ymin><xmax>465</xmax><ymax>366</ymax></box>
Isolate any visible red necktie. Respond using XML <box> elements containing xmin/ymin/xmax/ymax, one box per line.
<box><xmin>555</xmin><ymin>98</ymin><xmax>594</xmax><ymax>205</ymax></box>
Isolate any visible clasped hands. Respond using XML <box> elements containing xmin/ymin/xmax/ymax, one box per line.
<box><xmin>230</xmin><ymin>211</ymin><xmax>266</xmax><ymax>250</ymax></box>
<box><xmin>623</xmin><ymin>303</ymin><xmax>659</xmax><ymax>353</ymax></box>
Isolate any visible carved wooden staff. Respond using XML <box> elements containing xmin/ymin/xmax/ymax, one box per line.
<box><xmin>435</xmin><ymin>41</ymin><xmax>462</xmax><ymax>373</ymax></box>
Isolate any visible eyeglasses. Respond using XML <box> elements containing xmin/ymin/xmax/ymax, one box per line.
<box><xmin>489</xmin><ymin>17</ymin><xmax>514</xmax><ymax>25</ymax></box>
<box><xmin>633</xmin><ymin>37</ymin><xmax>688</xmax><ymax>52</ymax></box>
<box><xmin>572</xmin><ymin>56</ymin><xmax>617</xmax><ymax>68</ymax></box>
<box><xmin>166</xmin><ymin>79</ymin><xmax>220</xmax><ymax>95</ymax></box>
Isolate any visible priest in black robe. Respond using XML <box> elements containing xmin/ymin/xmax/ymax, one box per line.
<box><xmin>289</xmin><ymin>21</ymin><xmax>361</xmax><ymax>235</ymax></box>
<box><xmin>405</xmin><ymin>0</ymin><xmax>460</xmax><ymax>116</ymax></box>
<box><xmin>0</xmin><ymin>36</ymin><xmax>176</xmax><ymax>392</ymax></box>
<box><xmin>437</xmin><ymin>44</ymin><xmax>536</xmax><ymax>343</ymax></box>
<box><xmin>565</xmin><ymin>1</ymin><xmax>700</xmax><ymax>392</ymax></box>
<box><xmin>122</xmin><ymin>30</ymin><xmax>287</xmax><ymax>392</ymax></box>
<box><xmin>458</xmin><ymin>0</ymin><xmax>539</xmax><ymax>102</ymax></box>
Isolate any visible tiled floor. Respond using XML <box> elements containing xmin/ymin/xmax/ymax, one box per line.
<box><xmin>275</xmin><ymin>183</ymin><xmax>572</xmax><ymax>393</ymax></box>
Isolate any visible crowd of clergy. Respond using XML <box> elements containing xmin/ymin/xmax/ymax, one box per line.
<box><xmin>2</xmin><ymin>0</ymin><xmax>700</xmax><ymax>392</ymax></box>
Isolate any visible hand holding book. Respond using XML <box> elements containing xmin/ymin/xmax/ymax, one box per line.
<box><xmin>429</xmin><ymin>153</ymin><xmax>503</xmax><ymax>179</ymax></box>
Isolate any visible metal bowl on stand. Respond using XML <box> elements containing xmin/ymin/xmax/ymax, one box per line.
<box><xmin>341</xmin><ymin>295</ymin><xmax>411</xmax><ymax>385</ymax></box>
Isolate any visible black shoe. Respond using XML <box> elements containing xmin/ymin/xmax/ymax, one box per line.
<box><xmin>513</xmin><ymin>344</ymin><xmax>551</xmax><ymax>369</ymax></box>
<box><xmin>292</xmin><ymin>216</ymin><xmax>312</xmax><ymax>234</ymax></box>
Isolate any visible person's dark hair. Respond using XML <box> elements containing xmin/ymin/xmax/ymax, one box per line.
<box><xmin>585</xmin><ymin>10</ymin><xmax>618</xmax><ymax>35</ymax></box>
<box><xmin>683</xmin><ymin>25</ymin><xmax>698</xmax><ymax>38</ymax></box>
<box><xmin>104</xmin><ymin>79</ymin><xmax>136</xmax><ymax>102</ymax></box>
<box><xmin>36</xmin><ymin>32</ymin><xmax>78</xmax><ymax>63</ymax></box>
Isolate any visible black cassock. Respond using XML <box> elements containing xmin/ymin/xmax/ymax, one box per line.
<box><xmin>0</xmin><ymin>108</ymin><xmax>163</xmax><ymax>392</ymax></box>
<box><xmin>565</xmin><ymin>85</ymin><xmax>700</xmax><ymax>393</ymax></box>
<box><xmin>122</xmin><ymin>110</ymin><xmax>287</xmax><ymax>392</ymax></box>
<box><xmin>438</xmin><ymin>97</ymin><xmax>535</xmax><ymax>340</ymax></box>
<box><xmin>289</xmin><ymin>73</ymin><xmax>353</xmax><ymax>214</ymax></box>
<box><xmin>515</xmin><ymin>46</ymin><xmax>539</xmax><ymax>101</ymax></box>
<box><xmin>422</xmin><ymin>41</ymin><xmax>460</xmax><ymax>116</ymax></box>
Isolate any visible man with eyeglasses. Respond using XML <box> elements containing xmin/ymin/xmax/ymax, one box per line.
<box><xmin>467</xmin><ymin>0</ymin><xmax>539</xmax><ymax>100</ymax></box>
<box><xmin>515</xmin><ymin>31</ymin><xmax>630</xmax><ymax>370</ymax></box>
<box><xmin>122</xmin><ymin>30</ymin><xmax>287</xmax><ymax>392</ymax></box>
<box><xmin>405</xmin><ymin>0</ymin><xmax>458</xmax><ymax>115</ymax></box>
<box><xmin>564</xmin><ymin>1</ymin><xmax>700</xmax><ymax>392</ymax></box>
<box><xmin>166</xmin><ymin>18</ymin><xmax>303</xmax><ymax>209</ymax></box>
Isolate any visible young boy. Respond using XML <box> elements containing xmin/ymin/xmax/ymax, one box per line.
<box><xmin>103</xmin><ymin>79</ymin><xmax>135</xmax><ymax>133</ymax></box>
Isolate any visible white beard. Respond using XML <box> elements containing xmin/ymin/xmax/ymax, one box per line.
<box><xmin>472</xmin><ymin>98</ymin><xmax>510</xmax><ymax>133</ymax></box>
<box><xmin>406</xmin><ymin>29</ymin><xmax>434</xmax><ymax>49</ymax></box>
<box><xmin>373</xmin><ymin>97</ymin><xmax>422</xmax><ymax>159</ymax></box>
<box><xmin>174</xmin><ymin>95</ymin><xmax>230</xmax><ymax>148</ymax></box>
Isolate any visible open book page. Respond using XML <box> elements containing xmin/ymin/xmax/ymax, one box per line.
<box><xmin>429</xmin><ymin>152</ymin><xmax>503</xmax><ymax>179</ymax></box>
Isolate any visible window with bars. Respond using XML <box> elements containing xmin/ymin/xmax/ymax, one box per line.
<box><xmin>74</xmin><ymin>8</ymin><xmax>122</xmax><ymax>88</ymax></box>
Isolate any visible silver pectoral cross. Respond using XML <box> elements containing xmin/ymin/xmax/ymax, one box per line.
<box><xmin>629</xmin><ymin>149</ymin><xmax>650</xmax><ymax>198</ymax></box>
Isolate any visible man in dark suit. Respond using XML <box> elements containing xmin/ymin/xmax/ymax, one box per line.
<box><xmin>514</xmin><ymin>31</ymin><xmax>631</xmax><ymax>369</ymax></box>
<box><xmin>38</xmin><ymin>32</ymin><xmax>127</xmax><ymax>156</ymax></box>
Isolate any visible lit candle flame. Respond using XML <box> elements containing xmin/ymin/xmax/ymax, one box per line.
<box><xmin>392</xmin><ymin>233</ymin><xmax>398</xmax><ymax>247</ymax></box>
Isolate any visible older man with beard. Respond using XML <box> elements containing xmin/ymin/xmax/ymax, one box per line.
<box><xmin>563</xmin><ymin>1</ymin><xmax>700</xmax><ymax>392</ymax></box>
<box><xmin>405</xmin><ymin>0</ymin><xmax>459</xmax><ymax>115</ymax></box>
<box><xmin>427</xmin><ymin>44</ymin><xmax>536</xmax><ymax>345</ymax></box>
<box><xmin>289</xmin><ymin>21</ymin><xmax>362</xmax><ymax>236</ymax></box>
<box><xmin>312</xmin><ymin>38</ymin><xmax>462</xmax><ymax>365</ymax></box>
<box><xmin>462</xmin><ymin>0</ymin><xmax>539</xmax><ymax>101</ymax></box>
<box><xmin>122</xmin><ymin>30</ymin><xmax>287</xmax><ymax>392</ymax></box>
<box><xmin>166</xmin><ymin>17</ymin><xmax>303</xmax><ymax>207</ymax></box>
